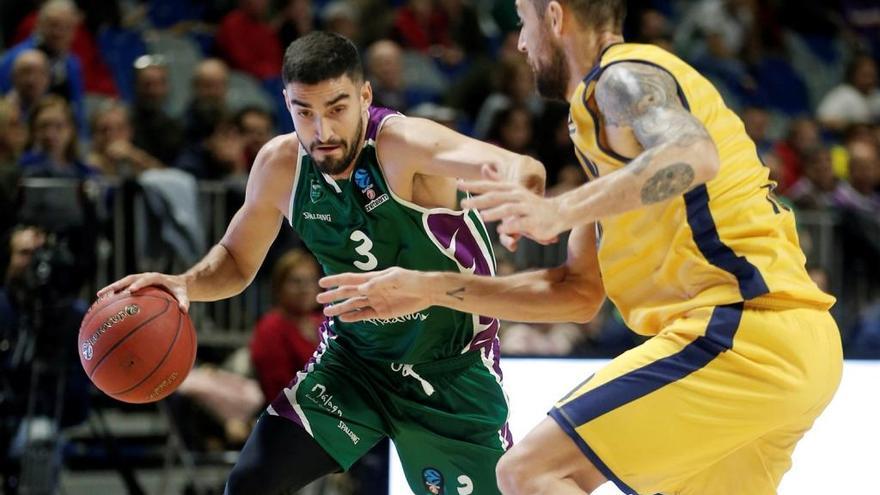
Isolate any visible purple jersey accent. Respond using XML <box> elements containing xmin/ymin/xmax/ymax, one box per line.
<box><xmin>501</xmin><ymin>422</ymin><xmax>514</xmax><ymax>450</ymax></box>
<box><xmin>425</xmin><ymin>212</ymin><xmax>493</xmax><ymax>276</ymax></box>
<box><xmin>425</xmin><ymin>212</ymin><xmax>504</xmax><ymax>365</ymax></box>
<box><xmin>268</xmin><ymin>319</ymin><xmax>336</xmax><ymax>430</ymax></box>
<box><xmin>366</xmin><ymin>106</ymin><xmax>400</xmax><ymax>141</ymax></box>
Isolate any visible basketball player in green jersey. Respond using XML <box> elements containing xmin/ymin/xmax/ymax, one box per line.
<box><xmin>98</xmin><ymin>31</ymin><xmax>545</xmax><ymax>495</ymax></box>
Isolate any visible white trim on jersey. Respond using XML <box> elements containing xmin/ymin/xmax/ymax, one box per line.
<box><xmin>288</xmin><ymin>144</ymin><xmax>308</xmax><ymax>226</ymax></box>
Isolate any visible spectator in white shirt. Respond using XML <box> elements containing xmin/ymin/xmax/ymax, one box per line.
<box><xmin>817</xmin><ymin>54</ymin><xmax>880</xmax><ymax>132</ymax></box>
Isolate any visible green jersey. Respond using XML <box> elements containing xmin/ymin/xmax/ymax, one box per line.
<box><xmin>289</xmin><ymin>107</ymin><xmax>500</xmax><ymax>364</ymax></box>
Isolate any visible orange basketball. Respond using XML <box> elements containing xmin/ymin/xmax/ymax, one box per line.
<box><xmin>78</xmin><ymin>287</ymin><xmax>197</xmax><ymax>403</ymax></box>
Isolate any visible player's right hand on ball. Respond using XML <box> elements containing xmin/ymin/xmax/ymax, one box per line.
<box><xmin>97</xmin><ymin>273</ymin><xmax>190</xmax><ymax>312</ymax></box>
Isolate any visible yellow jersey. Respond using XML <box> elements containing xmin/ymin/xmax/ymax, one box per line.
<box><xmin>569</xmin><ymin>43</ymin><xmax>834</xmax><ymax>334</ymax></box>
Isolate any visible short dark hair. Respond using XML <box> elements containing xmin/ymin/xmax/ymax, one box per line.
<box><xmin>533</xmin><ymin>0</ymin><xmax>626</xmax><ymax>33</ymax></box>
<box><xmin>234</xmin><ymin>106</ymin><xmax>273</xmax><ymax>130</ymax></box>
<box><xmin>282</xmin><ymin>31</ymin><xmax>363</xmax><ymax>85</ymax></box>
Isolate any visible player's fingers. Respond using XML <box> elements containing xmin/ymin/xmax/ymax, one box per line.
<box><xmin>97</xmin><ymin>274</ymin><xmax>140</xmax><ymax>297</ymax></box>
<box><xmin>338</xmin><ymin>307</ymin><xmax>379</xmax><ymax>323</ymax></box>
<box><xmin>461</xmin><ymin>191</ymin><xmax>522</xmax><ymax>212</ymax></box>
<box><xmin>319</xmin><ymin>272</ymin><xmax>375</xmax><ymax>289</ymax></box>
<box><xmin>479</xmin><ymin>203</ymin><xmax>527</xmax><ymax>223</ymax></box>
<box><xmin>458</xmin><ymin>179</ymin><xmax>514</xmax><ymax>196</ymax></box>
<box><xmin>173</xmin><ymin>289</ymin><xmax>190</xmax><ymax>313</ymax></box>
<box><xmin>316</xmin><ymin>285</ymin><xmax>361</xmax><ymax>305</ymax></box>
<box><xmin>500</xmin><ymin>233</ymin><xmax>519</xmax><ymax>252</ymax></box>
<box><xmin>127</xmin><ymin>274</ymin><xmax>164</xmax><ymax>294</ymax></box>
<box><xmin>323</xmin><ymin>296</ymin><xmax>370</xmax><ymax>317</ymax></box>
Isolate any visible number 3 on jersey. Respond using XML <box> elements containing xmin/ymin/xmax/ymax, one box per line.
<box><xmin>350</xmin><ymin>230</ymin><xmax>378</xmax><ymax>270</ymax></box>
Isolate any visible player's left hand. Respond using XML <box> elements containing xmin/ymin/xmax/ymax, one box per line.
<box><xmin>459</xmin><ymin>180</ymin><xmax>564</xmax><ymax>245</ymax></box>
<box><xmin>317</xmin><ymin>267</ymin><xmax>432</xmax><ymax>323</ymax></box>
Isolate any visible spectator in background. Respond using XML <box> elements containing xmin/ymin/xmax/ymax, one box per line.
<box><xmin>366</xmin><ymin>40</ymin><xmax>410</xmax><ymax>111</ymax></box>
<box><xmin>186</xmin><ymin>59</ymin><xmax>230</xmax><ymax>142</ymax></box>
<box><xmin>775</xmin><ymin>117</ymin><xmax>821</xmax><ymax>192</ymax></box>
<box><xmin>473</xmin><ymin>55</ymin><xmax>542</xmax><ymax>139</ymax></box>
<box><xmin>786</xmin><ymin>145</ymin><xmax>859</xmax><ymax>210</ymax></box>
<box><xmin>175</xmin><ymin>112</ymin><xmax>247</xmax><ymax>180</ymax></box>
<box><xmin>486</xmin><ymin>105</ymin><xmax>535</xmax><ymax>156</ymax></box>
<box><xmin>250</xmin><ymin>249</ymin><xmax>322</xmax><ymax>403</ymax></box>
<box><xmin>87</xmin><ymin>102</ymin><xmax>163</xmax><ymax>177</ymax></box>
<box><xmin>321</xmin><ymin>0</ymin><xmax>361</xmax><ymax>45</ymax></box>
<box><xmin>5</xmin><ymin>50</ymin><xmax>51</xmax><ymax>121</ymax></box>
<box><xmin>234</xmin><ymin>106</ymin><xmax>273</xmax><ymax>169</ymax></box>
<box><xmin>844</xmin><ymin>138</ymin><xmax>880</xmax><ymax>212</ymax></box>
<box><xmin>741</xmin><ymin>105</ymin><xmax>774</xmax><ymax>155</ymax></box>
<box><xmin>817</xmin><ymin>55</ymin><xmax>880</xmax><ymax>132</ymax></box>
<box><xmin>674</xmin><ymin>0</ymin><xmax>757</xmax><ymax>106</ymax></box>
<box><xmin>131</xmin><ymin>55</ymin><xmax>184</xmax><ymax>165</ymax></box>
<box><xmin>0</xmin><ymin>0</ymin><xmax>87</xmax><ymax>136</ymax></box>
<box><xmin>0</xmin><ymin>100</ymin><xmax>26</xmax><ymax>235</ymax></box>
<box><xmin>635</xmin><ymin>8</ymin><xmax>671</xmax><ymax>44</ymax></box>
<box><xmin>393</xmin><ymin>0</ymin><xmax>454</xmax><ymax>58</ymax></box>
<box><xmin>276</xmin><ymin>0</ymin><xmax>315</xmax><ymax>49</ymax></box>
<box><xmin>439</xmin><ymin>0</ymin><xmax>488</xmax><ymax>60</ymax></box>
<box><xmin>11</xmin><ymin>0</ymin><xmax>118</xmax><ymax>98</ymax></box>
<box><xmin>216</xmin><ymin>0</ymin><xmax>283</xmax><ymax>81</ymax></box>
<box><xmin>19</xmin><ymin>95</ymin><xmax>95</xmax><ymax>178</ymax></box>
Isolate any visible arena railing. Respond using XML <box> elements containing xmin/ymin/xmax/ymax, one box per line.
<box><xmin>18</xmin><ymin>178</ymin><xmax>850</xmax><ymax>348</ymax></box>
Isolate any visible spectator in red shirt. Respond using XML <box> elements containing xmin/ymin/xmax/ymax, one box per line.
<box><xmin>216</xmin><ymin>0</ymin><xmax>282</xmax><ymax>80</ymax></box>
<box><xmin>249</xmin><ymin>249</ymin><xmax>322</xmax><ymax>403</ymax></box>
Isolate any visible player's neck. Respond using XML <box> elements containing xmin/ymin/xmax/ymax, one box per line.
<box><xmin>563</xmin><ymin>31</ymin><xmax>624</xmax><ymax>99</ymax></box>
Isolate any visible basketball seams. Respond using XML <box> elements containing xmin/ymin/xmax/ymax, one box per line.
<box><xmin>110</xmin><ymin>309</ymin><xmax>184</xmax><ymax>398</ymax></box>
<box><xmin>85</xmin><ymin>297</ymin><xmax>171</xmax><ymax>378</ymax></box>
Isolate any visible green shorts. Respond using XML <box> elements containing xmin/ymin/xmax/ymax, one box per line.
<box><xmin>267</xmin><ymin>337</ymin><xmax>511</xmax><ymax>495</ymax></box>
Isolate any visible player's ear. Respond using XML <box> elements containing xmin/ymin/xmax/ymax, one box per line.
<box><xmin>360</xmin><ymin>79</ymin><xmax>373</xmax><ymax>108</ymax></box>
<box><xmin>547</xmin><ymin>0</ymin><xmax>564</xmax><ymax>37</ymax></box>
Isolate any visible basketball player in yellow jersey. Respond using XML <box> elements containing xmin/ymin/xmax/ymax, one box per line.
<box><xmin>317</xmin><ymin>1</ymin><xmax>843</xmax><ymax>494</ymax></box>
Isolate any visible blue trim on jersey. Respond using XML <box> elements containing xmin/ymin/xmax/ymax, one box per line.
<box><xmin>549</xmin><ymin>408</ymin><xmax>639</xmax><ymax>495</ymax></box>
<box><xmin>684</xmin><ymin>185</ymin><xmax>770</xmax><ymax>299</ymax></box>
<box><xmin>574</xmin><ymin>145</ymin><xmax>600</xmax><ymax>179</ymax></box>
<box><xmin>555</xmin><ymin>302</ymin><xmax>743</xmax><ymax>426</ymax></box>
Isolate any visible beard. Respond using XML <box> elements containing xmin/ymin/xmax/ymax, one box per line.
<box><xmin>533</xmin><ymin>39</ymin><xmax>570</xmax><ymax>101</ymax></box>
<box><xmin>308</xmin><ymin>115</ymin><xmax>364</xmax><ymax>176</ymax></box>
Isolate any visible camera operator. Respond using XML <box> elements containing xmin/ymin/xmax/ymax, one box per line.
<box><xmin>1</xmin><ymin>225</ymin><xmax>91</xmax><ymax>494</ymax></box>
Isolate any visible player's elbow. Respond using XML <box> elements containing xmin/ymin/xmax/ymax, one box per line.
<box><xmin>567</xmin><ymin>295</ymin><xmax>603</xmax><ymax>324</ymax></box>
<box><xmin>693</xmin><ymin>138</ymin><xmax>721</xmax><ymax>184</ymax></box>
<box><xmin>562</xmin><ymin>276</ymin><xmax>605</xmax><ymax>324</ymax></box>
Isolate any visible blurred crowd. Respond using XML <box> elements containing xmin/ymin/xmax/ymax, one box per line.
<box><xmin>0</xmin><ymin>0</ymin><xmax>877</xmax><ymax>361</ymax></box>
<box><xmin>0</xmin><ymin>0</ymin><xmax>877</xmax><ymax>360</ymax></box>
<box><xmin>0</xmin><ymin>0</ymin><xmax>878</xmax><ymax>492</ymax></box>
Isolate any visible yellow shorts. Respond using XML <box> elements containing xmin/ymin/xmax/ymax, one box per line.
<box><xmin>549</xmin><ymin>303</ymin><xmax>842</xmax><ymax>495</ymax></box>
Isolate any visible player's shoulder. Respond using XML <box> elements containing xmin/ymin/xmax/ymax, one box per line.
<box><xmin>249</xmin><ymin>133</ymin><xmax>303</xmax><ymax>180</ymax></box>
<box><xmin>594</xmin><ymin>61</ymin><xmax>680</xmax><ymax>119</ymax></box>
<box><xmin>255</xmin><ymin>133</ymin><xmax>301</xmax><ymax>166</ymax></box>
<box><xmin>375</xmin><ymin>113</ymin><xmax>446</xmax><ymax>151</ymax></box>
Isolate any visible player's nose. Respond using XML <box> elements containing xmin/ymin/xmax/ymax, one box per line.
<box><xmin>315</xmin><ymin>117</ymin><xmax>335</xmax><ymax>142</ymax></box>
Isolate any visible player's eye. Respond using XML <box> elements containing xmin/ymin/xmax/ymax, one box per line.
<box><xmin>331</xmin><ymin>106</ymin><xmax>346</xmax><ymax>115</ymax></box>
<box><xmin>297</xmin><ymin>110</ymin><xmax>312</xmax><ymax>118</ymax></box>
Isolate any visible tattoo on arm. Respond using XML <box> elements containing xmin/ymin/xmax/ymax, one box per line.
<box><xmin>446</xmin><ymin>287</ymin><xmax>465</xmax><ymax>301</ymax></box>
<box><xmin>641</xmin><ymin>163</ymin><xmax>695</xmax><ymax>204</ymax></box>
<box><xmin>595</xmin><ymin>62</ymin><xmax>710</xmax><ymax>148</ymax></box>
<box><xmin>595</xmin><ymin>62</ymin><xmax>710</xmax><ymax>205</ymax></box>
